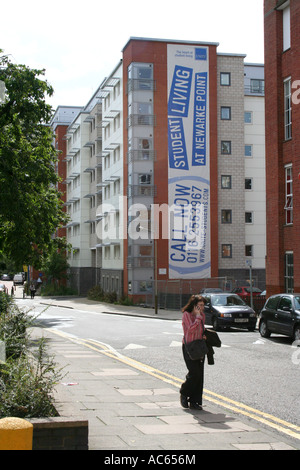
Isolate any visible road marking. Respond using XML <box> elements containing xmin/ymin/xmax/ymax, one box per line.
<box><xmin>169</xmin><ymin>341</ymin><xmax>182</xmax><ymax>347</ymax></box>
<box><xmin>124</xmin><ymin>343</ymin><xmax>146</xmax><ymax>350</ymax></box>
<box><xmin>47</xmin><ymin>328</ymin><xmax>300</xmax><ymax>442</ymax></box>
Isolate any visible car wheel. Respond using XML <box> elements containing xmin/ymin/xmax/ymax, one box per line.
<box><xmin>212</xmin><ymin>317</ymin><xmax>219</xmax><ymax>331</ymax></box>
<box><xmin>293</xmin><ymin>325</ymin><xmax>300</xmax><ymax>342</ymax></box>
<box><xmin>259</xmin><ymin>320</ymin><xmax>271</xmax><ymax>338</ymax></box>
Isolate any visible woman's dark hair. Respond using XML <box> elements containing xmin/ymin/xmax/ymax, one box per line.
<box><xmin>182</xmin><ymin>295</ymin><xmax>206</xmax><ymax>313</ymax></box>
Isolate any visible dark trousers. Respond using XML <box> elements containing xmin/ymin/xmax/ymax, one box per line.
<box><xmin>180</xmin><ymin>344</ymin><xmax>205</xmax><ymax>404</ymax></box>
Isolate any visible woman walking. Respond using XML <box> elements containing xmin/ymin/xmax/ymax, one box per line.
<box><xmin>180</xmin><ymin>295</ymin><xmax>206</xmax><ymax>410</ymax></box>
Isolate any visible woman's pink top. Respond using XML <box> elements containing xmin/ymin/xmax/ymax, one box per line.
<box><xmin>182</xmin><ymin>311</ymin><xmax>206</xmax><ymax>343</ymax></box>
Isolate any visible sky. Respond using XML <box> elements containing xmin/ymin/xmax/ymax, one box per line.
<box><xmin>1</xmin><ymin>0</ymin><xmax>264</xmax><ymax>110</ymax></box>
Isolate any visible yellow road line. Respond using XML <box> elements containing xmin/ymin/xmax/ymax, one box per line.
<box><xmin>47</xmin><ymin>329</ymin><xmax>300</xmax><ymax>441</ymax></box>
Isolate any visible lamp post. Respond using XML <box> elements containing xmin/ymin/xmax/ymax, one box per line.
<box><xmin>154</xmin><ymin>237</ymin><xmax>158</xmax><ymax>315</ymax></box>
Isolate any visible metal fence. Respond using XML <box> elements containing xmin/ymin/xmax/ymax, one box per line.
<box><xmin>143</xmin><ymin>278</ymin><xmax>266</xmax><ymax>313</ymax></box>
<box><xmin>144</xmin><ymin>278</ymin><xmax>229</xmax><ymax>311</ymax></box>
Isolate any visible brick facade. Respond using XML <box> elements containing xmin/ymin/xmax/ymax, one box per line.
<box><xmin>264</xmin><ymin>0</ymin><xmax>300</xmax><ymax>295</ymax></box>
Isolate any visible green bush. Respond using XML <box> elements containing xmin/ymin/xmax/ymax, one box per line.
<box><xmin>0</xmin><ymin>292</ymin><xmax>12</xmax><ymax>315</ymax></box>
<box><xmin>0</xmin><ymin>293</ymin><xmax>32</xmax><ymax>359</ymax></box>
<box><xmin>87</xmin><ymin>285</ymin><xmax>135</xmax><ymax>306</ymax></box>
<box><xmin>0</xmin><ymin>339</ymin><xmax>61</xmax><ymax>418</ymax></box>
<box><xmin>40</xmin><ymin>283</ymin><xmax>78</xmax><ymax>296</ymax></box>
<box><xmin>87</xmin><ymin>285</ymin><xmax>118</xmax><ymax>303</ymax></box>
<box><xmin>0</xmin><ymin>295</ymin><xmax>63</xmax><ymax>418</ymax></box>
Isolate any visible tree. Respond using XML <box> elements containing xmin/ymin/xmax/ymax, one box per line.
<box><xmin>0</xmin><ymin>51</ymin><xmax>68</xmax><ymax>268</ymax></box>
<box><xmin>41</xmin><ymin>250</ymin><xmax>70</xmax><ymax>286</ymax></box>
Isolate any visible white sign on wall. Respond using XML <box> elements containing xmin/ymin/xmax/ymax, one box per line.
<box><xmin>167</xmin><ymin>44</ymin><xmax>211</xmax><ymax>279</ymax></box>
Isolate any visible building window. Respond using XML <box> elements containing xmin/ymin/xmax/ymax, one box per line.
<box><xmin>283</xmin><ymin>4</ymin><xmax>291</xmax><ymax>51</ymax></box>
<box><xmin>139</xmin><ymin>138</ymin><xmax>153</xmax><ymax>160</ymax></box>
<box><xmin>245</xmin><ymin>212</ymin><xmax>253</xmax><ymax>224</ymax></box>
<box><xmin>220</xmin><ymin>72</ymin><xmax>231</xmax><ymax>86</ymax></box>
<box><xmin>244</xmin><ymin>111</ymin><xmax>252</xmax><ymax>124</ymax></box>
<box><xmin>221</xmin><ymin>107</ymin><xmax>231</xmax><ymax>120</ymax></box>
<box><xmin>139</xmin><ymin>281</ymin><xmax>152</xmax><ymax>292</ymax></box>
<box><xmin>284</xmin><ymin>78</ymin><xmax>292</xmax><ymax>140</ymax></box>
<box><xmin>285</xmin><ymin>165</ymin><xmax>293</xmax><ymax>224</ymax></box>
<box><xmin>245</xmin><ymin>245</ymin><xmax>253</xmax><ymax>257</ymax></box>
<box><xmin>139</xmin><ymin>174</ymin><xmax>151</xmax><ymax>185</ymax></box>
<box><xmin>222</xmin><ymin>244</ymin><xmax>232</xmax><ymax>258</ymax></box>
<box><xmin>221</xmin><ymin>210</ymin><xmax>232</xmax><ymax>224</ymax></box>
<box><xmin>245</xmin><ymin>178</ymin><xmax>253</xmax><ymax>190</ymax></box>
<box><xmin>250</xmin><ymin>79</ymin><xmax>264</xmax><ymax>94</ymax></box>
<box><xmin>221</xmin><ymin>175</ymin><xmax>232</xmax><ymax>189</ymax></box>
<box><xmin>127</xmin><ymin>63</ymin><xmax>154</xmax><ymax>91</ymax></box>
<box><xmin>245</xmin><ymin>145</ymin><xmax>252</xmax><ymax>157</ymax></box>
<box><xmin>285</xmin><ymin>251</ymin><xmax>294</xmax><ymax>293</ymax></box>
<box><xmin>221</xmin><ymin>141</ymin><xmax>231</xmax><ymax>155</ymax></box>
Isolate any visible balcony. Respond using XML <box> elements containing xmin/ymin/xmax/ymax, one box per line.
<box><xmin>127</xmin><ymin>257</ymin><xmax>154</xmax><ymax>268</ymax></box>
<box><xmin>244</xmin><ymin>85</ymin><xmax>265</xmax><ymax>96</ymax></box>
<box><xmin>127</xmin><ymin>185</ymin><xmax>157</xmax><ymax>197</ymax></box>
<box><xmin>127</xmin><ymin>149</ymin><xmax>156</xmax><ymax>163</ymax></box>
<box><xmin>127</xmin><ymin>79</ymin><xmax>156</xmax><ymax>93</ymax></box>
<box><xmin>127</xmin><ymin>114</ymin><xmax>156</xmax><ymax>128</ymax></box>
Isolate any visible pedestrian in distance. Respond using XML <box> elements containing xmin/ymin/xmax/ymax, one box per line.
<box><xmin>30</xmin><ymin>283</ymin><xmax>36</xmax><ymax>299</ymax></box>
<box><xmin>180</xmin><ymin>295</ymin><xmax>207</xmax><ymax>410</ymax></box>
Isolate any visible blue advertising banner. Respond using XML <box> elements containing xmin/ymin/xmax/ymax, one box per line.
<box><xmin>167</xmin><ymin>45</ymin><xmax>210</xmax><ymax>279</ymax></box>
<box><xmin>192</xmin><ymin>72</ymin><xmax>207</xmax><ymax>166</ymax></box>
<box><xmin>168</xmin><ymin>65</ymin><xmax>193</xmax><ymax>117</ymax></box>
<box><xmin>168</xmin><ymin>117</ymin><xmax>189</xmax><ymax>170</ymax></box>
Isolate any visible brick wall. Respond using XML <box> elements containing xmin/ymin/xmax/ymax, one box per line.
<box><xmin>30</xmin><ymin>417</ymin><xmax>88</xmax><ymax>450</ymax></box>
<box><xmin>264</xmin><ymin>0</ymin><xmax>300</xmax><ymax>295</ymax></box>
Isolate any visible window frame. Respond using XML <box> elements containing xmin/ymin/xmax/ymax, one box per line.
<box><xmin>245</xmin><ymin>212</ymin><xmax>253</xmax><ymax>224</ymax></box>
<box><xmin>221</xmin><ymin>209</ymin><xmax>232</xmax><ymax>224</ymax></box>
<box><xmin>222</xmin><ymin>244</ymin><xmax>232</xmax><ymax>258</ymax></box>
<box><xmin>284</xmin><ymin>78</ymin><xmax>292</xmax><ymax>140</ymax></box>
<box><xmin>221</xmin><ymin>106</ymin><xmax>231</xmax><ymax>120</ymax></box>
<box><xmin>220</xmin><ymin>72</ymin><xmax>231</xmax><ymax>86</ymax></box>
<box><xmin>245</xmin><ymin>145</ymin><xmax>253</xmax><ymax>157</ymax></box>
<box><xmin>221</xmin><ymin>175</ymin><xmax>232</xmax><ymax>189</ymax></box>
<box><xmin>244</xmin><ymin>111</ymin><xmax>252</xmax><ymax>124</ymax></box>
<box><xmin>245</xmin><ymin>178</ymin><xmax>253</xmax><ymax>190</ymax></box>
<box><xmin>285</xmin><ymin>251</ymin><xmax>294</xmax><ymax>293</ymax></box>
<box><xmin>284</xmin><ymin>164</ymin><xmax>293</xmax><ymax>225</ymax></box>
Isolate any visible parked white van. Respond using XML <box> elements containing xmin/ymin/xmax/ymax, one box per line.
<box><xmin>13</xmin><ymin>274</ymin><xmax>24</xmax><ymax>286</ymax></box>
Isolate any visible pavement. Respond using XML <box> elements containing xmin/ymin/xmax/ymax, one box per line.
<box><xmin>25</xmin><ymin>295</ymin><xmax>300</xmax><ymax>451</ymax></box>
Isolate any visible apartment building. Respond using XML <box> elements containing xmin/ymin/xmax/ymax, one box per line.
<box><xmin>264</xmin><ymin>0</ymin><xmax>300</xmax><ymax>295</ymax></box>
<box><xmin>52</xmin><ymin>37</ymin><xmax>266</xmax><ymax>299</ymax></box>
<box><xmin>99</xmin><ymin>61</ymin><xmax>124</xmax><ymax>296</ymax></box>
<box><xmin>59</xmin><ymin>63</ymin><xmax>123</xmax><ymax>295</ymax></box>
<box><xmin>122</xmin><ymin>38</ymin><xmax>266</xmax><ymax>300</ymax></box>
<box><xmin>217</xmin><ymin>58</ymin><xmax>265</xmax><ymax>287</ymax></box>
<box><xmin>62</xmin><ymin>95</ymin><xmax>101</xmax><ymax>293</ymax></box>
<box><xmin>244</xmin><ymin>64</ymin><xmax>266</xmax><ymax>283</ymax></box>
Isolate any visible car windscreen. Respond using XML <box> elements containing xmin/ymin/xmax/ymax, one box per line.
<box><xmin>211</xmin><ymin>295</ymin><xmax>246</xmax><ymax>306</ymax></box>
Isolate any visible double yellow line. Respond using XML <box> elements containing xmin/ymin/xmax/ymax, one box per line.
<box><xmin>49</xmin><ymin>329</ymin><xmax>300</xmax><ymax>442</ymax></box>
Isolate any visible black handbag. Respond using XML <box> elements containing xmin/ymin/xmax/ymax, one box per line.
<box><xmin>184</xmin><ymin>319</ymin><xmax>208</xmax><ymax>360</ymax></box>
<box><xmin>184</xmin><ymin>338</ymin><xmax>208</xmax><ymax>360</ymax></box>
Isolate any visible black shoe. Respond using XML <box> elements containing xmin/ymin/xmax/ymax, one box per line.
<box><xmin>180</xmin><ymin>394</ymin><xmax>189</xmax><ymax>408</ymax></box>
<box><xmin>190</xmin><ymin>402</ymin><xmax>203</xmax><ymax>410</ymax></box>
